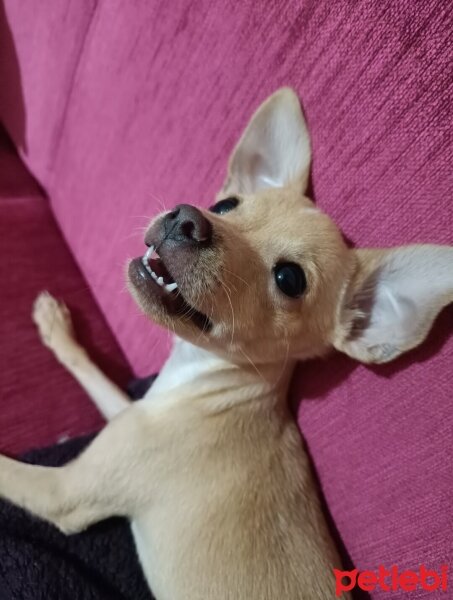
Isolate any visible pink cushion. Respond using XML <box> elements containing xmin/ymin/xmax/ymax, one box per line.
<box><xmin>0</xmin><ymin>0</ymin><xmax>97</xmax><ymax>184</ymax></box>
<box><xmin>2</xmin><ymin>0</ymin><xmax>452</xmax><ymax>591</ymax></box>
<box><xmin>0</xmin><ymin>134</ymin><xmax>130</xmax><ymax>455</ymax></box>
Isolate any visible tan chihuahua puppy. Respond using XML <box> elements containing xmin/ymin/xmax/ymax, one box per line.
<box><xmin>1</xmin><ymin>89</ymin><xmax>452</xmax><ymax>600</ymax></box>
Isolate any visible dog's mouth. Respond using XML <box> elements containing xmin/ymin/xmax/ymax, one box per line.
<box><xmin>141</xmin><ymin>245</ymin><xmax>180</xmax><ymax>293</ymax></box>
<box><xmin>133</xmin><ymin>246</ymin><xmax>212</xmax><ymax>332</ymax></box>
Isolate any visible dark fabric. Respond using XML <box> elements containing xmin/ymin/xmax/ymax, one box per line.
<box><xmin>126</xmin><ymin>375</ymin><xmax>158</xmax><ymax>401</ymax></box>
<box><xmin>0</xmin><ymin>435</ymin><xmax>153</xmax><ymax>600</ymax></box>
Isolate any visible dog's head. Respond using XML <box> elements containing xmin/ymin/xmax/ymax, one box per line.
<box><xmin>128</xmin><ymin>88</ymin><xmax>453</xmax><ymax>365</ymax></box>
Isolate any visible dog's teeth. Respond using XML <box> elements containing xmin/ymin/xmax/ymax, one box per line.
<box><xmin>142</xmin><ymin>257</ymin><xmax>153</xmax><ymax>276</ymax></box>
<box><xmin>144</xmin><ymin>245</ymin><xmax>155</xmax><ymax>260</ymax></box>
<box><xmin>165</xmin><ymin>282</ymin><xmax>178</xmax><ymax>292</ymax></box>
<box><xmin>141</xmin><ymin>246</ymin><xmax>176</xmax><ymax>291</ymax></box>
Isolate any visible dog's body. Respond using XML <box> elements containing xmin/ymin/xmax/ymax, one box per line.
<box><xmin>1</xmin><ymin>89</ymin><xmax>452</xmax><ymax>599</ymax></box>
<box><xmin>128</xmin><ymin>340</ymin><xmax>339</xmax><ymax>600</ymax></box>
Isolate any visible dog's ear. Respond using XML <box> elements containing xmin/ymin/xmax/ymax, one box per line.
<box><xmin>334</xmin><ymin>246</ymin><xmax>453</xmax><ymax>363</ymax></box>
<box><xmin>223</xmin><ymin>88</ymin><xmax>311</xmax><ymax>195</ymax></box>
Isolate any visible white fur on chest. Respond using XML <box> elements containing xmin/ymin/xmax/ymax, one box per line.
<box><xmin>143</xmin><ymin>338</ymin><xmax>230</xmax><ymax>403</ymax></box>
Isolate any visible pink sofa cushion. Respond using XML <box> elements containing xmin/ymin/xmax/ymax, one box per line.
<box><xmin>0</xmin><ymin>0</ymin><xmax>97</xmax><ymax>185</ymax></box>
<box><xmin>0</xmin><ymin>135</ymin><xmax>130</xmax><ymax>455</ymax></box>
<box><xmin>1</xmin><ymin>0</ymin><xmax>452</xmax><ymax>593</ymax></box>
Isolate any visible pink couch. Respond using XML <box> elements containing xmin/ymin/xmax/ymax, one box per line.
<box><xmin>1</xmin><ymin>1</ymin><xmax>452</xmax><ymax>597</ymax></box>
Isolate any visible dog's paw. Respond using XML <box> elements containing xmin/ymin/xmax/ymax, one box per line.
<box><xmin>32</xmin><ymin>291</ymin><xmax>77</xmax><ymax>356</ymax></box>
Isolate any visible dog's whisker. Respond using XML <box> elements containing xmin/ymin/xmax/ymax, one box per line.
<box><xmin>274</xmin><ymin>326</ymin><xmax>291</xmax><ymax>387</ymax></box>
<box><xmin>146</xmin><ymin>191</ymin><xmax>168</xmax><ymax>213</ymax></box>
<box><xmin>238</xmin><ymin>347</ymin><xmax>267</xmax><ymax>385</ymax></box>
<box><xmin>218</xmin><ymin>280</ymin><xmax>235</xmax><ymax>350</ymax></box>
<box><xmin>222</xmin><ymin>268</ymin><xmax>250</xmax><ymax>289</ymax></box>
<box><xmin>120</xmin><ymin>229</ymin><xmax>148</xmax><ymax>243</ymax></box>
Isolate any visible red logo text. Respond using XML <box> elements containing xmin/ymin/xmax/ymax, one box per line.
<box><xmin>334</xmin><ymin>565</ymin><xmax>448</xmax><ymax>596</ymax></box>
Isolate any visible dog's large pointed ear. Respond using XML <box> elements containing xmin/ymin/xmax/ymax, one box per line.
<box><xmin>222</xmin><ymin>88</ymin><xmax>311</xmax><ymax>195</ymax></box>
<box><xmin>334</xmin><ymin>246</ymin><xmax>453</xmax><ymax>363</ymax></box>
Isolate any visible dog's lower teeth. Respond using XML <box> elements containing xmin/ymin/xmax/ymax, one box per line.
<box><xmin>141</xmin><ymin>252</ymin><xmax>178</xmax><ymax>293</ymax></box>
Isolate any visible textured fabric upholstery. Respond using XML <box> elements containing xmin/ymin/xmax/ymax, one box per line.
<box><xmin>0</xmin><ymin>134</ymin><xmax>129</xmax><ymax>455</ymax></box>
<box><xmin>0</xmin><ymin>0</ymin><xmax>97</xmax><ymax>184</ymax></box>
<box><xmin>1</xmin><ymin>1</ymin><xmax>452</xmax><ymax>593</ymax></box>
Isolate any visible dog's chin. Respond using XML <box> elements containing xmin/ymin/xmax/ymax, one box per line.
<box><xmin>127</xmin><ymin>257</ymin><xmax>212</xmax><ymax>334</ymax></box>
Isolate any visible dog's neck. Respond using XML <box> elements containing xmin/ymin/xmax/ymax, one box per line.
<box><xmin>144</xmin><ymin>337</ymin><xmax>295</xmax><ymax>410</ymax></box>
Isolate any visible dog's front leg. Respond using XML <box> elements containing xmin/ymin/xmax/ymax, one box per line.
<box><xmin>32</xmin><ymin>292</ymin><xmax>132</xmax><ymax>420</ymax></box>
<box><xmin>0</xmin><ymin>406</ymin><xmax>151</xmax><ymax>533</ymax></box>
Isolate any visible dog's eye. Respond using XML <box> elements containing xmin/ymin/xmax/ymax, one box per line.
<box><xmin>274</xmin><ymin>262</ymin><xmax>307</xmax><ymax>298</ymax></box>
<box><xmin>209</xmin><ymin>197</ymin><xmax>239</xmax><ymax>215</ymax></box>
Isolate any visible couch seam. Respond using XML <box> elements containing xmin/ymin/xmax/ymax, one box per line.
<box><xmin>49</xmin><ymin>0</ymin><xmax>100</xmax><ymax>186</ymax></box>
<box><xmin>43</xmin><ymin>0</ymin><xmax>134</xmax><ymax>373</ymax></box>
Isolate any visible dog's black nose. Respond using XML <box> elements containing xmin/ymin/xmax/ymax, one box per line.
<box><xmin>164</xmin><ymin>204</ymin><xmax>212</xmax><ymax>245</ymax></box>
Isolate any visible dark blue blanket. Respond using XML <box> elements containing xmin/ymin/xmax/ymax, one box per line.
<box><xmin>0</xmin><ymin>434</ymin><xmax>154</xmax><ymax>600</ymax></box>
<box><xmin>0</xmin><ymin>376</ymin><xmax>156</xmax><ymax>600</ymax></box>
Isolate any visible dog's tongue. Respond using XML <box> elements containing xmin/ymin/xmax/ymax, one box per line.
<box><xmin>148</xmin><ymin>257</ymin><xmax>164</xmax><ymax>277</ymax></box>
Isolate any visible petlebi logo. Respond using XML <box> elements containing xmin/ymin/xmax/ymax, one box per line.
<box><xmin>334</xmin><ymin>565</ymin><xmax>448</xmax><ymax>596</ymax></box>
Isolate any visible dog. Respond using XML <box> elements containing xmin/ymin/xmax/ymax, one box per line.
<box><xmin>0</xmin><ymin>88</ymin><xmax>452</xmax><ymax>599</ymax></box>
